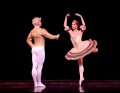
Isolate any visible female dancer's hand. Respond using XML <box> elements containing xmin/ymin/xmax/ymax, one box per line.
<box><xmin>75</xmin><ymin>13</ymin><xmax>81</xmax><ymax>17</ymax></box>
<box><xmin>66</xmin><ymin>13</ymin><xmax>71</xmax><ymax>17</ymax></box>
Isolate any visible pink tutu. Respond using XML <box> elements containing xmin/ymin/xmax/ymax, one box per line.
<box><xmin>65</xmin><ymin>39</ymin><xmax>97</xmax><ymax>60</ymax></box>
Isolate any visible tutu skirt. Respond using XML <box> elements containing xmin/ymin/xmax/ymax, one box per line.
<box><xmin>65</xmin><ymin>39</ymin><xmax>97</xmax><ymax>60</ymax></box>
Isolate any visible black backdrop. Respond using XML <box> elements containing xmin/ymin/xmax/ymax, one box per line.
<box><xmin>0</xmin><ymin>0</ymin><xmax>119</xmax><ymax>80</ymax></box>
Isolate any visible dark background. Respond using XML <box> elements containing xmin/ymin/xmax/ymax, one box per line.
<box><xmin>0</xmin><ymin>0</ymin><xmax>119</xmax><ymax>80</ymax></box>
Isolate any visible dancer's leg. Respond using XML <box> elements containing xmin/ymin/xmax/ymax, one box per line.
<box><xmin>32</xmin><ymin>48</ymin><xmax>38</xmax><ymax>87</ymax></box>
<box><xmin>78</xmin><ymin>58</ymin><xmax>84</xmax><ymax>86</ymax></box>
<box><xmin>37</xmin><ymin>46</ymin><xmax>45</xmax><ymax>87</ymax></box>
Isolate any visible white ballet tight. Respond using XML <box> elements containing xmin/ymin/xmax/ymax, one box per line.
<box><xmin>31</xmin><ymin>46</ymin><xmax>45</xmax><ymax>87</ymax></box>
<box><xmin>79</xmin><ymin>64</ymin><xmax>84</xmax><ymax>86</ymax></box>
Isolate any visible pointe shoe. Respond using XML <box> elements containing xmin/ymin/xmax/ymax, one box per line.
<box><xmin>79</xmin><ymin>78</ymin><xmax>84</xmax><ymax>86</ymax></box>
<box><xmin>37</xmin><ymin>82</ymin><xmax>46</xmax><ymax>87</ymax></box>
<box><xmin>92</xmin><ymin>48</ymin><xmax>98</xmax><ymax>53</ymax></box>
<box><xmin>79</xmin><ymin>86</ymin><xmax>84</xmax><ymax>92</ymax></box>
<box><xmin>34</xmin><ymin>86</ymin><xmax>46</xmax><ymax>92</ymax></box>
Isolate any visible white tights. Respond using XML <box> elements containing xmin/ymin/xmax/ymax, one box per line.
<box><xmin>79</xmin><ymin>65</ymin><xmax>84</xmax><ymax>86</ymax></box>
<box><xmin>31</xmin><ymin>46</ymin><xmax>45</xmax><ymax>87</ymax></box>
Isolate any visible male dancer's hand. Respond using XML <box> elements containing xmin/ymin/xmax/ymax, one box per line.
<box><xmin>56</xmin><ymin>34</ymin><xmax>60</xmax><ymax>40</ymax></box>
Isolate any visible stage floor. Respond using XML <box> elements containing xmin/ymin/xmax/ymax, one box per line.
<box><xmin>0</xmin><ymin>80</ymin><xmax>120</xmax><ymax>92</ymax></box>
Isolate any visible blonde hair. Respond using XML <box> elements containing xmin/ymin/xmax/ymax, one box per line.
<box><xmin>32</xmin><ymin>17</ymin><xmax>41</xmax><ymax>25</ymax></box>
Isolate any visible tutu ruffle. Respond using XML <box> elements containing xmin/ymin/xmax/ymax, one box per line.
<box><xmin>65</xmin><ymin>39</ymin><xmax>97</xmax><ymax>60</ymax></box>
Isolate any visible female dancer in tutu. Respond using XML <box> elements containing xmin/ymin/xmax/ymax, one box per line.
<box><xmin>63</xmin><ymin>13</ymin><xmax>98</xmax><ymax>86</ymax></box>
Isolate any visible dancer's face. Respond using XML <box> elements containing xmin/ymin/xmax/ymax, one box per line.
<box><xmin>72</xmin><ymin>21</ymin><xmax>78</xmax><ymax>30</ymax></box>
<box><xmin>32</xmin><ymin>17</ymin><xmax>42</xmax><ymax>26</ymax></box>
<box><xmin>72</xmin><ymin>20</ymin><xmax>79</xmax><ymax>30</ymax></box>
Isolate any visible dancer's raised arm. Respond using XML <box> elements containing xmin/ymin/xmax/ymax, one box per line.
<box><xmin>75</xmin><ymin>13</ymin><xmax>86</xmax><ymax>31</ymax></box>
<box><xmin>64</xmin><ymin>13</ymin><xmax>71</xmax><ymax>31</ymax></box>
